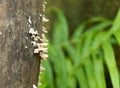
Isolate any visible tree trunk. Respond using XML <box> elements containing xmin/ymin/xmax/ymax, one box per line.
<box><xmin>0</xmin><ymin>0</ymin><xmax>42</xmax><ymax>88</ymax></box>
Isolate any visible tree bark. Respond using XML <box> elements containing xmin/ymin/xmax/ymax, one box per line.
<box><xmin>0</xmin><ymin>0</ymin><xmax>42</xmax><ymax>88</ymax></box>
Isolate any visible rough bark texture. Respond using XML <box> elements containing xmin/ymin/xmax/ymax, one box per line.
<box><xmin>0</xmin><ymin>0</ymin><xmax>42</xmax><ymax>88</ymax></box>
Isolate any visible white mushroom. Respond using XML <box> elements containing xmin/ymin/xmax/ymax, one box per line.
<box><xmin>28</xmin><ymin>16</ymin><xmax>32</xmax><ymax>24</ymax></box>
<box><xmin>34</xmin><ymin>47</ymin><xmax>48</xmax><ymax>54</ymax></box>
<box><xmin>0</xmin><ymin>32</ymin><xmax>2</xmax><ymax>35</ymax></box>
<box><xmin>42</xmin><ymin>26</ymin><xmax>48</xmax><ymax>33</ymax></box>
<box><xmin>40</xmin><ymin>53</ymin><xmax>48</xmax><ymax>59</ymax></box>
<box><xmin>42</xmin><ymin>16</ymin><xmax>49</xmax><ymax>22</ymax></box>
<box><xmin>33</xmin><ymin>84</ymin><xmax>37</xmax><ymax>88</ymax></box>
<box><xmin>40</xmin><ymin>65</ymin><xmax>46</xmax><ymax>71</ymax></box>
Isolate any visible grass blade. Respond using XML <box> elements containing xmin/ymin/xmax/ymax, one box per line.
<box><xmin>49</xmin><ymin>45</ymin><xmax>68</xmax><ymax>88</ymax></box>
<box><xmin>71</xmin><ymin>17</ymin><xmax>111</xmax><ymax>43</ymax></box>
<box><xmin>110</xmin><ymin>8</ymin><xmax>120</xmax><ymax>32</ymax></box>
<box><xmin>81</xmin><ymin>33</ymin><xmax>97</xmax><ymax>88</ymax></box>
<box><xmin>40</xmin><ymin>60</ymin><xmax>54</xmax><ymax>88</ymax></box>
<box><xmin>64</xmin><ymin>42</ymin><xmax>76</xmax><ymax>62</ymax></box>
<box><xmin>76</xmin><ymin>68</ymin><xmax>89</xmax><ymax>88</ymax></box>
<box><xmin>102</xmin><ymin>41</ymin><xmax>119</xmax><ymax>88</ymax></box>
<box><xmin>92</xmin><ymin>51</ymin><xmax>106</xmax><ymax>88</ymax></box>
<box><xmin>114</xmin><ymin>31</ymin><xmax>120</xmax><ymax>45</ymax></box>
<box><xmin>67</xmin><ymin>59</ymin><xmax>76</xmax><ymax>88</ymax></box>
<box><xmin>52</xmin><ymin>8</ymin><xmax>69</xmax><ymax>46</ymax></box>
<box><xmin>84</xmin><ymin>59</ymin><xmax>97</xmax><ymax>88</ymax></box>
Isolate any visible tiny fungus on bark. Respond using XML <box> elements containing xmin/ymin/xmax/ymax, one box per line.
<box><xmin>33</xmin><ymin>84</ymin><xmax>37</xmax><ymax>88</ymax></box>
<box><xmin>0</xmin><ymin>32</ymin><xmax>2</xmax><ymax>35</ymax></box>
<box><xmin>28</xmin><ymin>1</ymin><xmax>49</xmax><ymax>87</ymax></box>
<box><xmin>27</xmin><ymin>16</ymin><xmax>48</xmax><ymax>60</ymax></box>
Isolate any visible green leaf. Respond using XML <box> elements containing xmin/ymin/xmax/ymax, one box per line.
<box><xmin>42</xmin><ymin>60</ymin><xmax>54</xmax><ymax>88</ymax></box>
<box><xmin>71</xmin><ymin>17</ymin><xmax>111</xmax><ymax>42</ymax></box>
<box><xmin>67</xmin><ymin>59</ymin><xmax>76</xmax><ymax>88</ymax></box>
<box><xmin>73</xmin><ymin>21</ymin><xmax>111</xmax><ymax>65</ymax></box>
<box><xmin>75</xmin><ymin>33</ymin><xmax>94</xmax><ymax>68</ymax></box>
<box><xmin>68</xmin><ymin>77</ymin><xmax>76</xmax><ymax>88</ymax></box>
<box><xmin>48</xmin><ymin>45</ymin><xmax>68</xmax><ymax>88</ymax></box>
<box><xmin>92</xmin><ymin>51</ymin><xmax>106</xmax><ymax>88</ymax></box>
<box><xmin>79</xmin><ymin>33</ymin><xmax>97</xmax><ymax>88</ymax></box>
<box><xmin>64</xmin><ymin>42</ymin><xmax>76</xmax><ymax>62</ymax></box>
<box><xmin>102</xmin><ymin>41</ymin><xmax>119</xmax><ymax>88</ymax></box>
<box><xmin>74</xmin><ymin>39</ymin><xmax>83</xmax><ymax>67</ymax></box>
<box><xmin>76</xmin><ymin>68</ymin><xmax>89</xmax><ymax>88</ymax></box>
<box><xmin>52</xmin><ymin>8</ymin><xmax>69</xmax><ymax>46</ymax></box>
<box><xmin>114</xmin><ymin>31</ymin><xmax>120</xmax><ymax>45</ymax></box>
<box><xmin>71</xmin><ymin>22</ymin><xmax>85</xmax><ymax>42</ymax></box>
<box><xmin>53</xmin><ymin>22</ymin><xmax>63</xmax><ymax>45</ymax></box>
<box><xmin>110</xmin><ymin>8</ymin><xmax>120</xmax><ymax>32</ymax></box>
<box><xmin>84</xmin><ymin>21</ymin><xmax>112</xmax><ymax>36</ymax></box>
<box><xmin>84</xmin><ymin>58</ymin><xmax>97</xmax><ymax>88</ymax></box>
<box><xmin>81</xmin><ymin>33</ymin><xmax>94</xmax><ymax>59</ymax></box>
<box><xmin>91</xmin><ymin>32</ymin><xmax>106</xmax><ymax>51</ymax></box>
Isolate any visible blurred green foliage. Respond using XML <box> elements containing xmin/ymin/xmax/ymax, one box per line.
<box><xmin>46</xmin><ymin>0</ymin><xmax>120</xmax><ymax>35</ymax></box>
<box><xmin>39</xmin><ymin>8</ymin><xmax>120</xmax><ymax>88</ymax></box>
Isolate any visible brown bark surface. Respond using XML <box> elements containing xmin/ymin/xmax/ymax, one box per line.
<box><xmin>0</xmin><ymin>0</ymin><xmax>42</xmax><ymax>88</ymax></box>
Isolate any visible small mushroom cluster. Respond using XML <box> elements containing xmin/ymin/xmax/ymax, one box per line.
<box><xmin>27</xmin><ymin>15</ymin><xmax>48</xmax><ymax>60</ymax></box>
<box><xmin>32</xmin><ymin>1</ymin><xmax>49</xmax><ymax>88</ymax></box>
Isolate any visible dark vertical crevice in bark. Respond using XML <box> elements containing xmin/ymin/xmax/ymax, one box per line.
<box><xmin>0</xmin><ymin>0</ymin><xmax>42</xmax><ymax>88</ymax></box>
